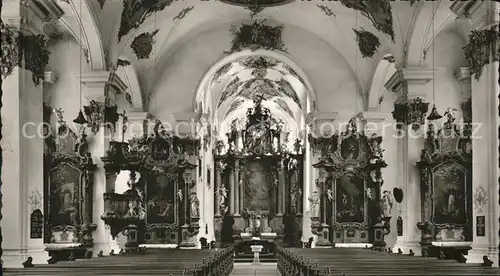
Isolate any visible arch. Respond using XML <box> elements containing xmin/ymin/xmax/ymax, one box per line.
<box><xmin>193</xmin><ymin>49</ymin><xmax>318</xmax><ymax>116</ymax></box>
<box><xmin>405</xmin><ymin>1</ymin><xmax>457</xmax><ymax>66</ymax></box>
<box><xmin>366</xmin><ymin>54</ymin><xmax>396</xmax><ymax>110</ymax></box>
<box><xmin>59</xmin><ymin>0</ymin><xmax>106</xmax><ymax>70</ymax></box>
<box><xmin>116</xmin><ymin>56</ymin><xmax>143</xmax><ymax>110</ymax></box>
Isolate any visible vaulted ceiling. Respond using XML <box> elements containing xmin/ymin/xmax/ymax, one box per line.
<box><xmin>55</xmin><ymin>0</ymin><xmax>471</xmax><ymax>118</ymax></box>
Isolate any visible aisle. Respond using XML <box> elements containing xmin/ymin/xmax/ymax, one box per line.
<box><xmin>231</xmin><ymin>263</ymin><xmax>278</xmax><ymax>276</ymax></box>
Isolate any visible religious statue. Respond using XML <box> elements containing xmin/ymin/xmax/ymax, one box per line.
<box><xmin>126</xmin><ymin>201</ymin><xmax>138</xmax><ymax>217</ymax></box>
<box><xmin>381</xmin><ymin>190</ymin><xmax>393</xmax><ymax>219</ymax></box>
<box><xmin>290</xmin><ymin>186</ymin><xmax>302</xmax><ymax>212</ymax></box>
<box><xmin>190</xmin><ymin>193</ymin><xmax>200</xmax><ymax>218</ymax></box>
<box><xmin>308</xmin><ymin>190</ymin><xmax>320</xmax><ymax>218</ymax></box>
<box><xmin>365</xmin><ymin>188</ymin><xmax>373</xmax><ymax>200</ymax></box>
<box><xmin>216</xmin><ymin>184</ymin><xmax>228</xmax><ymax>206</ymax></box>
<box><xmin>326</xmin><ymin>189</ymin><xmax>334</xmax><ymax>201</ymax></box>
<box><xmin>177</xmin><ymin>189</ymin><xmax>183</xmax><ymax>202</ymax></box>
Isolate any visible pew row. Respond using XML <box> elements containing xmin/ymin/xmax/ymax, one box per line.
<box><xmin>3</xmin><ymin>246</ymin><xmax>235</xmax><ymax>276</ymax></box>
<box><xmin>276</xmin><ymin>244</ymin><xmax>500</xmax><ymax>276</ymax></box>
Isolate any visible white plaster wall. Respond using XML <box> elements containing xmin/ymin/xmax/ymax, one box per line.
<box><xmin>45</xmin><ymin>37</ymin><xmax>92</xmax><ymax>124</ymax></box>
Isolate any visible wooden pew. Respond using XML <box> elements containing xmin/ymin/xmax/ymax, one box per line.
<box><xmin>3</xmin><ymin>246</ymin><xmax>235</xmax><ymax>276</ymax></box>
<box><xmin>276</xmin><ymin>244</ymin><xmax>500</xmax><ymax>276</ymax></box>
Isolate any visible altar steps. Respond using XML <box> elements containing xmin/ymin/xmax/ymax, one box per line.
<box><xmin>235</xmin><ymin>253</ymin><xmax>276</xmax><ymax>263</ymax></box>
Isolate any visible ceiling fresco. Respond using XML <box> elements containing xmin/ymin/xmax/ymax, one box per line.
<box><xmin>218</xmin><ymin>76</ymin><xmax>243</xmax><ymax>107</ymax></box>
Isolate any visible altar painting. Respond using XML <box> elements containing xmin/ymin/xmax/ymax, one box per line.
<box><xmin>242</xmin><ymin>161</ymin><xmax>273</xmax><ymax>212</ymax></box>
<box><xmin>432</xmin><ymin>162</ymin><xmax>467</xmax><ymax>225</ymax></box>
<box><xmin>336</xmin><ymin>173</ymin><xmax>365</xmax><ymax>223</ymax></box>
<box><xmin>146</xmin><ymin>173</ymin><xmax>176</xmax><ymax>224</ymax></box>
<box><xmin>49</xmin><ymin>163</ymin><xmax>81</xmax><ymax>226</ymax></box>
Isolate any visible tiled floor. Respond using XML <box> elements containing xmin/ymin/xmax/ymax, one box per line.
<box><xmin>231</xmin><ymin>263</ymin><xmax>278</xmax><ymax>276</ymax></box>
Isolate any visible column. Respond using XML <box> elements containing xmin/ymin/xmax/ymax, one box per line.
<box><xmin>0</xmin><ymin>0</ymin><xmax>63</xmax><ymax>267</ymax></box>
<box><xmin>79</xmin><ymin>71</ymin><xmax>127</xmax><ymax>256</ymax></box>
<box><xmin>229</xmin><ymin>167</ymin><xmax>235</xmax><ymax>215</ymax></box>
<box><xmin>385</xmin><ymin>68</ymin><xmax>433</xmax><ymax>255</ymax></box>
<box><xmin>214</xmin><ymin>161</ymin><xmax>222</xmax><ymax>217</ymax></box>
<box><xmin>451</xmin><ymin>0</ymin><xmax>500</xmax><ymax>265</ymax></box>
<box><xmin>277</xmin><ymin>161</ymin><xmax>285</xmax><ymax>216</ymax></box>
<box><xmin>234</xmin><ymin>159</ymin><xmax>240</xmax><ymax>216</ymax></box>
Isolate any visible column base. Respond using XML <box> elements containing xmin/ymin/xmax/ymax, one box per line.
<box><xmin>2</xmin><ymin>249</ymin><xmax>26</xmax><ymax>268</ymax></box>
<box><xmin>27</xmin><ymin>246</ymin><xmax>49</xmax><ymax>265</ymax></box>
<box><xmin>93</xmin><ymin>241</ymin><xmax>112</xmax><ymax>257</ymax></box>
<box><xmin>392</xmin><ymin>241</ymin><xmax>421</xmax><ymax>256</ymax></box>
<box><xmin>468</xmin><ymin>245</ymin><xmax>499</xmax><ymax>267</ymax></box>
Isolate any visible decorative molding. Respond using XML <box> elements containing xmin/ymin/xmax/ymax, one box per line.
<box><xmin>317</xmin><ymin>4</ymin><xmax>335</xmax><ymax>17</ymax></box>
<box><xmin>392</xmin><ymin>97</ymin><xmax>429</xmax><ymax>131</ymax></box>
<box><xmin>79</xmin><ymin>71</ymin><xmax>127</xmax><ymax>99</ymax></box>
<box><xmin>0</xmin><ymin>21</ymin><xmax>19</xmax><ymax>78</ymax></box>
<box><xmin>473</xmin><ymin>186</ymin><xmax>487</xmax><ymax>215</ymax></box>
<box><xmin>174</xmin><ymin>6</ymin><xmax>195</xmax><ymax>20</ymax></box>
<box><xmin>353</xmin><ymin>28</ymin><xmax>381</xmax><ymax>58</ymax></box>
<box><xmin>385</xmin><ymin>68</ymin><xmax>433</xmax><ymax>97</ymax></box>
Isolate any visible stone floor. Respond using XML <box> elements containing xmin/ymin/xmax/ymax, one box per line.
<box><xmin>231</xmin><ymin>263</ymin><xmax>278</xmax><ymax>276</ymax></box>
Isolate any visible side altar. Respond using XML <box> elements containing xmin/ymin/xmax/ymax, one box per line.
<box><xmin>213</xmin><ymin>97</ymin><xmax>304</xmax><ymax>258</ymax></box>
<box><xmin>100</xmin><ymin>120</ymin><xmax>201</xmax><ymax>250</ymax></box>
<box><xmin>308</xmin><ymin>115</ymin><xmax>389</xmax><ymax>250</ymax></box>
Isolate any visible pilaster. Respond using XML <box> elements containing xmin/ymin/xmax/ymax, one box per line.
<box><xmin>385</xmin><ymin>68</ymin><xmax>433</xmax><ymax>255</ymax></box>
<box><xmin>456</xmin><ymin>0</ymin><xmax>500</xmax><ymax>266</ymax></box>
<box><xmin>1</xmin><ymin>0</ymin><xmax>62</xmax><ymax>268</ymax></box>
<box><xmin>78</xmin><ymin>71</ymin><xmax>127</xmax><ymax>257</ymax></box>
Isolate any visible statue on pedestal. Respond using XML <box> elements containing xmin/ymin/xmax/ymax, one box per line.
<box><xmin>216</xmin><ymin>184</ymin><xmax>228</xmax><ymax>207</ymax></box>
<box><xmin>381</xmin><ymin>190</ymin><xmax>393</xmax><ymax>219</ymax></box>
<box><xmin>190</xmin><ymin>193</ymin><xmax>200</xmax><ymax>218</ymax></box>
<box><xmin>308</xmin><ymin>190</ymin><xmax>320</xmax><ymax>218</ymax></box>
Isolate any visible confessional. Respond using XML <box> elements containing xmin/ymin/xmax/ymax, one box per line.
<box><xmin>44</xmin><ymin>109</ymin><xmax>97</xmax><ymax>262</ymax></box>
<box><xmin>213</xmin><ymin>97</ymin><xmax>304</xmax><ymax>258</ymax></box>
<box><xmin>308</xmin><ymin>116</ymin><xmax>389</xmax><ymax>249</ymax></box>
<box><xmin>417</xmin><ymin>112</ymin><xmax>472</xmax><ymax>258</ymax></box>
<box><xmin>101</xmin><ymin>120</ymin><xmax>200</xmax><ymax>250</ymax></box>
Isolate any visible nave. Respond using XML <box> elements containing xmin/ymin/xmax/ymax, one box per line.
<box><xmin>5</xmin><ymin>244</ymin><xmax>500</xmax><ymax>276</ymax></box>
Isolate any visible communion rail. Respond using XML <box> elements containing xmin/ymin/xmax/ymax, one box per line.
<box><xmin>3</xmin><ymin>246</ymin><xmax>235</xmax><ymax>276</ymax></box>
<box><xmin>276</xmin><ymin>244</ymin><xmax>500</xmax><ymax>276</ymax></box>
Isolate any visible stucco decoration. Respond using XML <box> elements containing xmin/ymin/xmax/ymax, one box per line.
<box><xmin>98</xmin><ymin>0</ymin><xmax>105</xmax><ymax>9</ymax></box>
<box><xmin>473</xmin><ymin>186</ymin><xmax>487</xmax><ymax>215</ymax></box>
<box><xmin>117</xmin><ymin>59</ymin><xmax>131</xmax><ymax>67</ymax></box>
<box><xmin>2</xmin><ymin>30</ymin><xmax>51</xmax><ymax>86</ymax></box>
<box><xmin>118</xmin><ymin>0</ymin><xmax>173</xmax><ymax>42</ymax></box>
<box><xmin>275</xmin><ymin>78</ymin><xmax>301</xmax><ymax>107</ymax></box>
<box><xmin>212</xmin><ymin>63</ymin><xmax>233</xmax><ymax>84</ymax></box>
<box><xmin>226</xmin><ymin>19</ymin><xmax>286</xmax><ymax>53</ymax></box>
<box><xmin>339</xmin><ymin>0</ymin><xmax>395</xmax><ymax>42</ymax></box>
<box><xmin>317</xmin><ymin>4</ymin><xmax>335</xmax><ymax>17</ymax></box>
<box><xmin>463</xmin><ymin>26</ymin><xmax>499</xmax><ymax>81</ymax></box>
<box><xmin>173</xmin><ymin>6</ymin><xmax>194</xmax><ymax>20</ymax></box>
<box><xmin>274</xmin><ymin>98</ymin><xmax>294</xmax><ymax>118</ymax></box>
<box><xmin>218</xmin><ymin>77</ymin><xmax>243</xmax><ymax>107</ymax></box>
<box><xmin>0</xmin><ymin>21</ymin><xmax>18</xmax><ymax>79</ymax></box>
<box><xmin>28</xmin><ymin>189</ymin><xmax>43</xmax><ymax>213</ymax></box>
<box><xmin>226</xmin><ymin>98</ymin><xmax>245</xmax><ymax>115</ymax></box>
<box><xmin>353</xmin><ymin>28</ymin><xmax>381</xmax><ymax>58</ymax></box>
<box><xmin>131</xmin><ymin>30</ymin><xmax>159</xmax><ymax>60</ymax></box>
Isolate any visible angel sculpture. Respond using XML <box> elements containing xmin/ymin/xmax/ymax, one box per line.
<box><xmin>177</xmin><ymin>189</ymin><xmax>183</xmax><ymax>202</ymax></box>
<box><xmin>326</xmin><ymin>189</ymin><xmax>334</xmax><ymax>201</ymax></box>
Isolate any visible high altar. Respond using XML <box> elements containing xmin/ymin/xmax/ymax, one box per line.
<box><xmin>213</xmin><ymin>97</ymin><xmax>304</xmax><ymax>257</ymax></box>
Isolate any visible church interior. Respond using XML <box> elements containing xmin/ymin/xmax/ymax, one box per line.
<box><xmin>1</xmin><ymin>0</ymin><xmax>500</xmax><ymax>275</ymax></box>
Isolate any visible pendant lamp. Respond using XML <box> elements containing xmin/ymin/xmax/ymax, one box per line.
<box><xmin>73</xmin><ymin>0</ymin><xmax>88</xmax><ymax>126</ymax></box>
<box><xmin>426</xmin><ymin>1</ymin><xmax>442</xmax><ymax>121</ymax></box>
